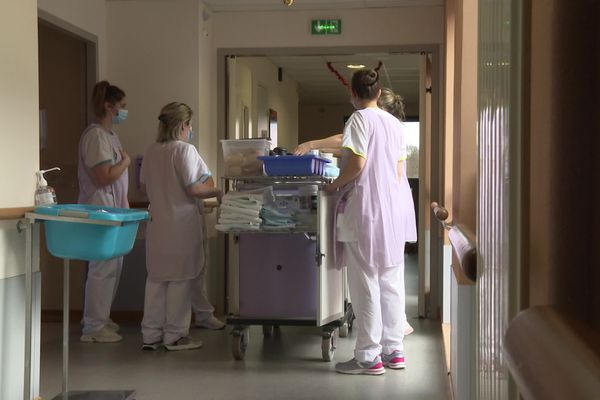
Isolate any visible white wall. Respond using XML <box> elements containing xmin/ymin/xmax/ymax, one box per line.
<box><xmin>0</xmin><ymin>1</ymin><xmax>42</xmax><ymax>397</ymax></box>
<box><xmin>237</xmin><ymin>57</ymin><xmax>299</xmax><ymax>150</ymax></box>
<box><xmin>299</xmin><ymin>103</ymin><xmax>353</xmax><ymax>144</ymax></box>
<box><xmin>1</xmin><ymin>1</ymin><xmax>39</xmax><ymax>210</ymax></box>
<box><xmin>38</xmin><ymin>0</ymin><xmax>108</xmax><ymax>77</ymax></box>
<box><xmin>213</xmin><ymin>7</ymin><xmax>444</xmax><ymax>48</ymax></box>
<box><xmin>106</xmin><ymin>0</ymin><xmax>212</xmax><ymax>202</ymax></box>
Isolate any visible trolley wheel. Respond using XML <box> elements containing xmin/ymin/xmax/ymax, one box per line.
<box><xmin>321</xmin><ymin>330</ymin><xmax>337</xmax><ymax>361</ymax></box>
<box><xmin>232</xmin><ymin>327</ymin><xmax>250</xmax><ymax>360</ymax></box>
<box><xmin>339</xmin><ymin>322</ymin><xmax>349</xmax><ymax>338</ymax></box>
<box><xmin>262</xmin><ymin>325</ymin><xmax>274</xmax><ymax>337</ymax></box>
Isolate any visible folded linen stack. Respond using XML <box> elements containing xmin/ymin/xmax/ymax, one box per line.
<box><xmin>215</xmin><ymin>193</ymin><xmax>263</xmax><ymax>232</ymax></box>
<box><xmin>260</xmin><ymin>205</ymin><xmax>296</xmax><ymax>230</ymax></box>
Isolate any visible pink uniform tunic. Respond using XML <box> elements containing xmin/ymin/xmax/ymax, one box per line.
<box><xmin>336</xmin><ymin>107</ymin><xmax>415</xmax><ymax>270</ymax></box>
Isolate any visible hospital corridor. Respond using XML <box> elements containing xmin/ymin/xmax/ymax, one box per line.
<box><xmin>1</xmin><ymin>1</ymin><xmax>600</xmax><ymax>400</ymax></box>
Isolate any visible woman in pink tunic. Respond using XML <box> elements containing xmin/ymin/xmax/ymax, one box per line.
<box><xmin>326</xmin><ymin>70</ymin><xmax>413</xmax><ymax>375</ymax></box>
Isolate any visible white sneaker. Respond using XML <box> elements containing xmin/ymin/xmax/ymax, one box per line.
<box><xmin>193</xmin><ymin>315</ymin><xmax>226</xmax><ymax>330</ymax></box>
<box><xmin>164</xmin><ymin>336</ymin><xmax>203</xmax><ymax>351</ymax></box>
<box><xmin>404</xmin><ymin>323</ymin><xmax>414</xmax><ymax>336</ymax></box>
<box><xmin>80</xmin><ymin>326</ymin><xmax>123</xmax><ymax>343</ymax></box>
<box><xmin>80</xmin><ymin>318</ymin><xmax>120</xmax><ymax>332</ymax></box>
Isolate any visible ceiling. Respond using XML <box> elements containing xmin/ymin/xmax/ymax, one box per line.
<box><xmin>258</xmin><ymin>53</ymin><xmax>421</xmax><ymax>106</ymax></box>
<box><xmin>203</xmin><ymin>0</ymin><xmax>442</xmax><ymax>12</ymax></box>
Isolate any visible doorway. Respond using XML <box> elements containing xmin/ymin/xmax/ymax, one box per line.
<box><xmin>217</xmin><ymin>46</ymin><xmax>443</xmax><ymax>322</ymax></box>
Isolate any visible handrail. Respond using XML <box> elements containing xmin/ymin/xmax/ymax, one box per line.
<box><xmin>504</xmin><ymin>306</ymin><xmax>600</xmax><ymax>400</ymax></box>
<box><xmin>431</xmin><ymin>202</ymin><xmax>477</xmax><ymax>283</ymax></box>
<box><xmin>431</xmin><ymin>201</ymin><xmax>450</xmax><ymax>223</ymax></box>
<box><xmin>0</xmin><ymin>207</ymin><xmax>34</xmax><ymax>221</ymax></box>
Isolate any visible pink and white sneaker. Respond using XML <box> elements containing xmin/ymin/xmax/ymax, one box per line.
<box><xmin>382</xmin><ymin>350</ymin><xmax>406</xmax><ymax>369</ymax></box>
<box><xmin>335</xmin><ymin>356</ymin><xmax>385</xmax><ymax>375</ymax></box>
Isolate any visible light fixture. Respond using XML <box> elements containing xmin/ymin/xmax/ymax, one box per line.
<box><xmin>347</xmin><ymin>64</ymin><xmax>366</xmax><ymax>69</ymax></box>
<box><xmin>283</xmin><ymin>0</ymin><xmax>294</xmax><ymax>6</ymax></box>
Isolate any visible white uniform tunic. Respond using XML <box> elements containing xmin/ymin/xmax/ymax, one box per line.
<box><xmin>140</xmin><ymin>140</ymin><xmax>212</xmax><ymax>344</ymax></box>
<box><xmin>78</xmin><ymin>123</ymin><xmax>129</xmax><ymax>208</ymax></box>
<box><xmin>141</xmin><ymin>141</ymin><xmax>212</xmax><ymax>281</ymax></box>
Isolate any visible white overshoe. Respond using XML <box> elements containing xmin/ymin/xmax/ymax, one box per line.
<box><xmin>193</xmin><ymin>315</ymin><xmax>226</xmax><ymax>330</ymax></box>
<box><xmin>164</xmin><ymin>336</ymin><xmax>203</xmax><ymax>351</ymax></box>
<box><xmin>80</xmin><ymin>326</ymin><xmax>123</xmax><ymax>343</ymax></box>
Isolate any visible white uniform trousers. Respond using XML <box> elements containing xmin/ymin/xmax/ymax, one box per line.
<box><xmin>141</xmin><ymin>278</ymin><xmax>192</xmax><ymax>344</ymax></box>
<box><xmin>82</xmin><ymin>256</ymin><xmax>123</xmax><ymax>334</ymax></box>
<box><xmin>191</xmin><ymin>266</ymin><xmax>214</xmax><ymax>321</ymax></box>
<box><xmin>345</xmin><ymin>243</ymin><xmax>405</xmax><ymax>363</ymax></box>
<box><xmin>192</xmin><ymin>226</ymin><xmax>214</xmax><ymax>321</ymax></box>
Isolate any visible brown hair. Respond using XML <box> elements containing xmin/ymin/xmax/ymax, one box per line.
<box><xmin>92</xmin><ymin>81</ymin><xmax>126</xmax><ymax>118</ymax></box>
<box><xmin>156</xmin><ymin>102</ymin><xmax>193</xmax><ymax>143</ymax></box>
<box><xmin>351</xmin><ymin>69</ymin><xmax>380</xmax><ymax>100</ymax></box>
<box><xmin>378</xmin><ymin>87</ymin><xmax>406</xmax><ymax>121</ymax></box>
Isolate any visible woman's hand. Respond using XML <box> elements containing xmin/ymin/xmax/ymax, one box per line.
<box><xmin>293</xmin><ymin>141</ymin><xmax>312</xmax><ymax>155</ymax></box>
<box><xmin>323</xmin><ymin>183</ymin><xmax>337</xmax><ymax>193</ymax></box>
<box><xmin>120</xmin><ymin>148</ymin><xmax>131</xmax><ymax>167</ymax></box>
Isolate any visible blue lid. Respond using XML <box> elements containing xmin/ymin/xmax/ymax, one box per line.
<box><xmin>257</xmin><ymin>155</ymin><xmax>331</xmax><ymax>163</ymax></box>
<box><xmin>34</xmin><ymin>204</ymin><xmax>149</xmax><ymax>222</ymax></box>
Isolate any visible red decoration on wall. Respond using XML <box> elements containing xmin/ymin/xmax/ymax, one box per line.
<box><xmin>326</xmin><ymin>62</ymin><xmax>349</xmax><ymax>88</ymax></box>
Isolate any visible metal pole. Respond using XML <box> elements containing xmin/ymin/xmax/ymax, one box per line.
<box><xmin>62</xmin><ymin>259</ymin><xmax>69</xmax><ymax>399</ymax></box>
<box><xmin>23</xmin><ymin>221</ymin><xmax>32</xmax><ymax>400</ymax></box>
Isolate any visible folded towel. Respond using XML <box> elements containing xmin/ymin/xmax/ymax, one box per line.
<box><xmin>224</xmin><ymin>193</ymin><xmax>264</xmax><ymax>202</ymax></box>
<box><xmin>262</xmin><ymin>224</ymin><xmax>297</xmax><ymax>231</ymax></box>
<box><xmin>219</xmin><ymin>216</ymin><xmax>262</xmax><ymax>225</ymax></box>
<box><xmin>220</xmin><ymin>204</ymin><xmax>261</xmax><ymax>218</ymax></box>
<box><xmin>222</xmin><ymin>199</ymin><xmax>263</xmax><ymax>211</ymax></box>
<box><xmin>215</xmin><ymin>223</ymin><xmax>261</xmax><ymax>232</ymax></box>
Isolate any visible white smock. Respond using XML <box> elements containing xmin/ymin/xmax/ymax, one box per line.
<box><xmin>141</xmin><ymin>140</ymin><xmax>212</xmax><ymax>281</ymax></box>
<box><xmin>77</xmin><ymin>123</ymin><xmax>129</xmax><ymax>334</ymax></box>
<box><xmin>78</xmin><ymin>123</ymin><xmax>129</xmax><ymax>208</ymax></box>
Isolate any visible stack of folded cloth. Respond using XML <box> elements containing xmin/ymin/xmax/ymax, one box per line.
<box><xmin>260</xmin><ymin>205</ymin><xmax>296</xmax><ymax>230</ymax></box>
<box><xmin>215</xmin><ymin>192</ymin><xmax>263</xmax><ymax>232</ymax></box>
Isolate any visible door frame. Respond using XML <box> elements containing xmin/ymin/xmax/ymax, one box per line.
<box><xmin>216</xmin><ymin>44</ymin><xmax>444</xmax><ymax>319</ymax></box>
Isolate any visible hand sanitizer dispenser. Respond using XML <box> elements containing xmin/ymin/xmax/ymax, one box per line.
<box><xmin>35</xmin><ymin>167</ymin><xmax>61</xmax><ymax>206</ymax></box>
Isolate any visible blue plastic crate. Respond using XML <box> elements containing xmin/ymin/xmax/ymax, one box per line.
<box><xmin>34</xmin><ymin>204</ymin><xmax>149</xmax><ymax>261</ymax></box>
<box><xmin>257</xmin><ymin>155</ymin><xmax>331</xmax><ymax>176</ymax></box>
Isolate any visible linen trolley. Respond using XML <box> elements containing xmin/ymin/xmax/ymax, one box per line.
<box><xmin>221</xmin><ymin>174</ymin><xmax>354</xmax><ymax>362</ymax></box>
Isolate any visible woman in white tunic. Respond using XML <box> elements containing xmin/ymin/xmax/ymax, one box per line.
<box><xmin>140</xmin><ymin>102</ymin><xmax>222</xmax><ymax>351</ymax></box>
<box><xmin>78</xmin><ymin>81</ymin><xmax>130</xmax><ymax>343</ymax></box>
<box><xmin>326</xmin><ymin>70</ymin><xmax>415</xmax><ymax>375</ymax></box>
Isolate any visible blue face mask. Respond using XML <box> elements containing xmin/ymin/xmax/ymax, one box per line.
<box><xmin>112</xmin><ymin>109</ymin><xmax>128</xmax><ymax>124</ymax></box>
<box><xmin>188</xmin><ymin>127</ymin><xmax>194</xmax><ymax>142</ymax></box>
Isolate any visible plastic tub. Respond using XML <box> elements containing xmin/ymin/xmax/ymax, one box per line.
<box><xmin>258</xmin><ymin>155</ymin><xmax>331</xmax><ymax>177</ymax></box>
<box><xmin>34</xmin><ymin>204</ymin><xmax>149</xmax><ymax>261</ymax></box>
<box><xmin>221</xmin><ymin>139</ymin><xmax>270</xmax><ymax>177</ymax></box>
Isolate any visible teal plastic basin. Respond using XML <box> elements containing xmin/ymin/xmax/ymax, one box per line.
<box><xmin>34</xmin><ymin>204</ymin><xmax>149</xmax><ymax>261</ymax></box>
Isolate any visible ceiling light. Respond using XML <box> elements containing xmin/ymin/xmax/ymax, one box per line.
<box><xmin>283</xmin><ymin>0</ymin><xmax>294</xmax><ymax>6</ymax></box>
<box><xmin>347</xmin><ymin>64</ymin><xmax>366</xmax><ymax>69</ymax></box>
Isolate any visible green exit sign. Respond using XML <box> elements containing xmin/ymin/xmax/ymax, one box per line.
<box><xmin>311</xmin><ymin>19</ymin><xmax>342</xmax><ymax>35</ymax></box>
